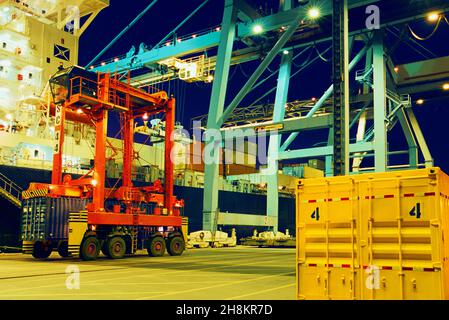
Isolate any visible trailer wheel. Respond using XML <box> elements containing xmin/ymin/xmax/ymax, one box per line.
<box><xmin>32</xmin><ymin>241</ymin><xmax>52</xmax><ymax>259</ymax></box>
<box><xmin>167</xmin><ymin>236</ymin><xmax>185</xmax><ymax>256</ymax></box>
<box><xmin>57</xmin><ymin>241</ymin><xmax>71</xmax><ymax>258</ymax></box>
<box><xmin>105</xmin><ymin>236</ymin><xmax>126</xmax><ymax>259</ymax></box>
<box><xmin>147</xmin><ymin>236</ymin><xmax>166</xmax><ymax>257</ymax></box>
<box><xmin>80</xmin><ymin>237</ymin><xmax>100</xmax><ymax>261</ymax></box>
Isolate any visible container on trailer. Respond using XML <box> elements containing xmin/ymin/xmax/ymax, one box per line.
<box><xmin>22</xmin><ymin>197</ymin><xmax>88</xmax><ymax>242</ymax></box>
<box><xmin>296</xmin><ymin>167</ymin><xmax>449</xmax><ymax>300</ymax></box>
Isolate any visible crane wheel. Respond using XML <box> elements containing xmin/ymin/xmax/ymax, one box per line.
<box><xmin>80</xmin><ymin>237</ymin><xmax>100</xmax><ymax>261</ymax></box>
<box><xmin>32</xmin><ymin>241</ymin><xmax>52</xmax><ymax>259</ymax></box>
<box><xmin>105</xmin><ymin>236</ymin><xmax>126</xmax><ymax>259</ymax></box>
<box><xmin>57</xmin><ymin>241</ymin><xmax>71</xmax><ymax>258</ymax></box>
<box><xmin>147</xmin><ymin>236</ymin><xmax>166</xmax><ymax>257</ymax></box>
<box><xmin>167</xmin><ymin>236</ymin><xmax>185</xmax><ymax>256</ymax></box>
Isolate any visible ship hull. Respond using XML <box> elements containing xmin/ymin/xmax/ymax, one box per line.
<box><xmin>0</xmin><ymin>165</ymin><xmax>295</xmax><ymax>247</ymax></box>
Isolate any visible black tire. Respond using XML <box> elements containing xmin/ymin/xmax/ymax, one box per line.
<box><xmin>57</xmin><ymin>241</ymin><xmax>71</xmax><ymax>258</ymax></box>
<box><xmin>147</xmin><ymin>236</ymin><xmax>166</xmax><ymax>257</ymax></box>
<box><xmin>105</xmin><ymin>236</ymin><xmax>126</xmax><ymax>259</ymax></box>
<box><xmin>166</xmin><ymin>236</ymin><xmax>185</xmax><ymax>256</ymax></box>
<box><xmin>80</xmin><ymin>237</ymin><xmax>100</xmax><ymax>261</ymax></box>
<box><xmin>32</xmin><ymin>241</ymin><xmax>52</xmax><ymax>259</ymax></box>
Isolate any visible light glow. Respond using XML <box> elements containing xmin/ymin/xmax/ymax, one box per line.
<box><xmin>416</xmin><ymin>99</ymin><xmax>424</xmax><ymax>105</ymax></box>
<box><xmin>307</xmin><ymin>7</ymin><xmax>320</xmax><ymax>19</ymax></box>
<box><xmin>443</xmin><ymin>83</ymin><xmax>449</xmax><ymax>91</ymax></box>
<box><xmin>253</xmin><ymin>24</ymin><xmax>263</xmax><ymax>34</ymax></box>
<box><xmin>427</xmin><ymin>12</ymin><xmax>440</xmax><ymax>22</ymax></box>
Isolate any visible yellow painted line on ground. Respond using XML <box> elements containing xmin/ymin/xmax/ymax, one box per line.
<box><xmin>81</xmin><ymin>280</ymin><xmax>235</xmax><ymax>286</ymax></box>
<box><xmin>226</xmin><ymin>283</ymin><xmax>295</xmax><ymax>300</ymax></box>
<box><xmin>80</xmin><ymin>255</ymin><xmax>284</xmax><ymax>284</ymax></box>
<box><xmin>0</xmin><ymin>251</ymin><xmax>258</xmax><ymax>283</ymax></box>
<box><xmin>0</xmin><ymin>291</ymin><xmax>167</xmax><ymax>299</ymax></box>
<box><xmin>0</xmin><ymin>256</ymin><xmax>285</xmax><ymax>295</ymax></box>
<box><xmin>136</xmin><ymin>271</ymin><xmax>295</xmax><ymax>300</ymax></box>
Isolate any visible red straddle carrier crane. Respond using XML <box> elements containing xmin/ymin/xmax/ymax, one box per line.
<box><xmin>21</xmin><ymin>66</ymin><xmax>187</xmax><ymax>260</ymax></box>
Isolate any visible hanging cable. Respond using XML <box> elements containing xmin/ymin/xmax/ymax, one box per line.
<box><xmin>248</xmin><ymin>45</ymin><xmax>332</xmax><ymax>108</ymax></box>
<box><xmin>239</xmin><ymin>64</ymin><xmax>250</xmax><ymax>78</ymax></box>
<box><xmin>292</xmin><ymin>47</ymin><xmax>314</xmax><ymax>68</ymax></box>
<box><xmin>408</xmin><ymin>17</ymin><xmax>442</xmax><ymax>41</ymax></box>
<box><xmin>314</xmin><ymin>45</ymin><xmax>331</xmax><ymax>62</ymax></box>
<box><xmin>228</xmin><ymin>64</ymin><xmax>239</xmax><ymax>81</ymax></box>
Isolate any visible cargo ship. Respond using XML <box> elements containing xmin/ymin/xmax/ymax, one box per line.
<box><xmin>0</xmin><ymin>0</ymin><xmax>298</xmax><ymax>247</ymax></box>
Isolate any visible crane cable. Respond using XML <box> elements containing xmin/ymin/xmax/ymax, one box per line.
<box><xmin>408</xmin><ymin>15</ymin><xmax>443</xmax><ymax>41</ymax></box>
<box><xmin>314</xmin><ymin>44</ymin><xmax>331</xmax><ymax>62</ymax></box>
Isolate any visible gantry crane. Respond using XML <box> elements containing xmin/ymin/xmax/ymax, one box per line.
<box><xmin>21</xmin><ymin>66</ymin><xmax>187</xmax><ymax>260</ymax></box>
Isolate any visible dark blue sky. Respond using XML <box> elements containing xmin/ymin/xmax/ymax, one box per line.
<box><xmin>78</xmin><ymin>0</ymin><xmax>449</xmax><ymax>172</ymax></box>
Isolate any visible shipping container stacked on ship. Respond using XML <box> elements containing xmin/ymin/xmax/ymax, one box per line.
<box><xmin>296</xmin><ymin>167</ymin><xmax>449</xmax><ymax>300</ymax></box>
<box><xmin>174</xmin><ymin>140</ymin><xmax>258</xmax><ymax>175</ymax></box>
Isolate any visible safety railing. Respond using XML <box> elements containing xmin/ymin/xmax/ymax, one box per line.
<box><xmin>0</xmin><ymin>172</ymin><xmax>22</xmax><ymax>207</ymax></box>
<box><xmin>70</xmin><ymin>76</ymin><xmax>99</xmax><ymax>100</ymax></box>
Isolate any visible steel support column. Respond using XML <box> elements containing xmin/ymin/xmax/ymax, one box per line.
<box><xmin>406</xmin><ymin>108</ymin><xmax>434</xmax><ymax>167</ymax></box>
<box><xmin>332</xmin><ymin>0</ymin><xmax>350</xmax><ymax>175</ymax></box>
<box><xmin>202</xmin><ymin>0</ymin><xmax>238</xmax><ymax>231</ymax></box>
<box><xmin>396</xmin><ymin>109</ymin><xmax>418</xmax><ymax>169</ymax></box>
<box><xmin>122</xmin><ymin>95</ymin><xmax>134</xmax><ymax>189</ymax></box>
<box><xmin>93</xmin><ymin>109</ymin><xmax>107</xmax><ymax>212</ymax></box>
<box><xmin>266</xmin><ymin>20</ymin><xmax>292</xmax><ymax>232</ymax></box>
<box><xmin>352</xmin><ymin>46</ymin><xmax>373</xmax><ymax>172</ymax></box>
<box><xmin>372</xmin><ymin>30</ymin><xmax>387</xmax><ymax>172</ymax></box>
<box><xmin>165</xmin><ymin>98</ymin><xmax>176</xmax><ymax>213</ymax></box>
<box><xmin>325</xmin><ymin>128</ymin><xmax>334</xmax><ymax>176</ymax></box>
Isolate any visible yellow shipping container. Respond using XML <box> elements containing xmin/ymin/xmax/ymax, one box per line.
<box><xmin>296</xmin><ymin>167</ymin><xmax>449</xmax><ymax>300</ymax></box>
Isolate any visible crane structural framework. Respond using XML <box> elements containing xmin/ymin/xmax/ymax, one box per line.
<box><xmin>93</xmin><ymin>0</ymin><xmax>449</xmax><ymax>233</ymax></box>
<box><xmin>21</xmin><ymin>66</ymin><xmax>187</xmax><ymax>261</ymax></box>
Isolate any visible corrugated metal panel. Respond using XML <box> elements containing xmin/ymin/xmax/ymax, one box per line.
<box><xmin>46</xmin><ymin>197</ymin><xmax>88</xmax><ymax>240</ymax></box>
<box><xmin>296</xmin><ymin>167</ymin><xmax>449</xmax><ymax>300</ymax></box>
<box><xmin>21</xmin><ymin>197</ymin><xmax>88</xmax><ymax>241</ymax></box>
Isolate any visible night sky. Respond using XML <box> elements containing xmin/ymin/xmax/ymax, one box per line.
<box><xmin>78</xmin><ymin>0</ymin><xmax>449</xmax><ymax>172</ymax></box>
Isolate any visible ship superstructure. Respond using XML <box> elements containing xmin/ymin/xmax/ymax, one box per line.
<box><xmin>0</xmin><ymin>0</ymin><xmax>109</xmax><ymax>169</ymax></box>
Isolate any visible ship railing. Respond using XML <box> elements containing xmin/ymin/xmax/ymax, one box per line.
<box><xmin>0</xmin><ymin>171</ymin><xmax>22</xmax><ymax>202</ymax></box>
